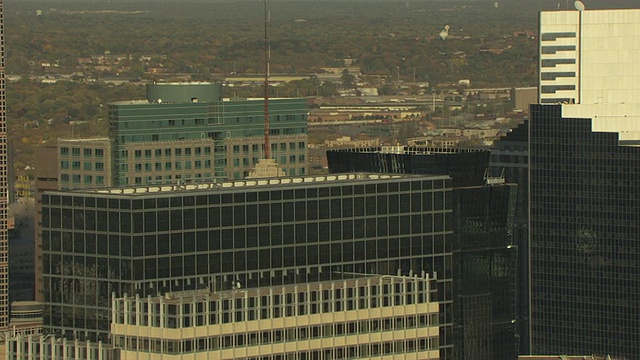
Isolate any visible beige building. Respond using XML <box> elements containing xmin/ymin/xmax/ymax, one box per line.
<box><xmin>7</xmin><ymin>275</ymin><xmax>440</xmax><ymax>359</ymax></box>
<box><xmin>57</xmin><ymin>138</ymin><xmax>113</xmax><ymax>190</ymax></box>
<box><xmin>110</xmin><ymin>275</ymin><xmax>440</xmax><ymax>360</ymax></box>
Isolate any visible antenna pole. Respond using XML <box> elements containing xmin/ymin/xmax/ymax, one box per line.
<box><xmin>263</xmin><ymin>0</ymin><xmax>271</xmax><ymax>159</ymax></box>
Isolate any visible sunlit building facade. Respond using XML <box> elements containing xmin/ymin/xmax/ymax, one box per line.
<box><xmin>110</xmin><ymin>276</ymin><xmax>441</xmax><ymax>360</ymax></box>
<box><xmin>539</xmin><ymin>9</ymin><xmax>640</xmax><ymax>105</ymax></box>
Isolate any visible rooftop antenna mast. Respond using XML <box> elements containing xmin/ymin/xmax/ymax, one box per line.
<box><xmin>263</xmin><ymin>0</ymin><xmax>271</xmax><ymax>159</ymax></box>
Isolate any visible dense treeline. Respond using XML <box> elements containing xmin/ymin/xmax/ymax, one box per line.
<box><xmin>5</xmin><ymin>0</ymin><xmax>637</xmax><ymax>84</ymax></box>
<box><xmin>6</xmin><ymin>1</ymin><xmax>544</xmax><ymax>86</ymax></box>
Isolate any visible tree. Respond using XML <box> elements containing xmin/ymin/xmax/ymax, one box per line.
<box><xmin>341</xmin><ymin>70</ymin><xmax>356</xmax><ymax>90</ymax></box>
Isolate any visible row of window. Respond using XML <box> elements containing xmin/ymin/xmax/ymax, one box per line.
<box><xmin>114</xmin><ymin>332</ymin><xmax>438</xmax><ymax>355</ymax></box>
<box><xmin>116</xmin><ymin>281</ymin><xmax>431</xmax><ymax>327</ymax></box>
<box><xmin>232</xmin><ymin>142</ymin><xmax>305</xmax><ymax>153</ymax></box>
<box><xmin>60</xmin><ymin>161</ymin><xmax>105</xmax><ymax>171</ymax></box>
<box><xmin>44</xmin><ymin>201</ymin><xmax>446</xmax><ymax>235</ymax></box>
<box><xmin>60</xmin><ymin>174</ymin><xmax>105</xmax><ymax>185</ymax></box>
<box><xmin>60</xmin><ymin>148</ymin><xmax>105</xmax><ymax>157</ymax></box>
<box><xmin>132</xmin><ymin>146</ymin><xmax>212</xmax><ymax>159</ymax></box>
<box><xmin>132</xmin><ymin>160</ymin><xmax>212</xmax><ymax>172</ymax></box>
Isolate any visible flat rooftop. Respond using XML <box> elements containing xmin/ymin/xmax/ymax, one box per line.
<box><xmin>49</xmin><ymin>173</ymin><xmax>449</xmax><ymax>197</ymax></box>
<box><xmin>118</xmin><ymin>274</ymin><xmax>432</xmax><ymax>305</ymax></box>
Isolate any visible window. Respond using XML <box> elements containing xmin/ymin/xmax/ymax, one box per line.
<box><xmin>185</xmin><ymin>148</ymin><xmax>192</xmax><ymax>155</ymax></box>
<box><xmin>135</xmin><ymin>164</ymin><xmax>142</xmax><ymax>172</ymax></box>
<box><xmin>195</xmin><ymin>160</ymin><xmax>202</xmax><ymax>169</ymax></box>
<box><xmin>165</xmin><ymin>162</ymin><xmax>172</xmax><ymax>170</ymax></box>
<box><xmin>204</xmin><ymin>147</ymin><xmax>211</xmax><ymax>155</ymax></box>
<box><xmin>95</xmin><ymin>162</ymin><xmax>104</xmax><ymax>171</ymax></box>
<box><xmin>60</xmin><ymin>161</ymin><xmax>69</xmax><ymax>169</ymax></box>
<box><xmin>72</xmin><ymin>174</ymin><xmax>81</xmax><ymax>183</ymax></box>
<box><xmin>95</xmin><ymin>149</ymin><xmax>104</xmax><ymax>157</ymax></box>
<box><xmin>60</xmin><ymin>147</ymin><xmax>69</xmax><ymax>156</ymax></box>
<box><xmin>83</xmin><ymin>148</ymin><xmax>92</xmax><ymax>156</ymax></box>
<box><xmin>84</xmin><ymin>175</ymin><xmax>93</xmax><ymax>184</ymax></box>
<box><xmin>72</xmin><ymin>148</ymin><xmax>80</xmax><ymax>156</ymax></box>
<box><xmin>169</xmin><ymin>120</ymin><xmax>176</xmax><ymax>126</ymax></box>
<box><xmin>155</xmin><ymin>149</ymin><xmax>162</xmax><ymax>157</ymax></box>
<box><xmin>135</xmin><ymin>150</ymin><xmax>142</xmax><ymax>158</ymax></box>
<box><xmin>96</xmin><ymin>176</ymin><xmax>104</xmax><ymax>184</ymax></box>
<box><xmin>175</xmin><ymin>148</ymin><xmax>182</xmax><ymax>156</ymax></box>
<box><xmin>61</xmin><ymin>174</ymin><xmax>69</xmax><ymax>182</ymax></box>
<box><xmin>72</xmin><ymin>161</ymin><xmax>81</xmax><ymax>170</ymax></box>
<box><xmin>195</xmin><ymin>147</ymin><xmax>202</xmax><ymax>155</ymax></box>
<box><xmin>165</xmin><ymin>149</ymin><xmax>172</xmax><ymax>156</ymax></box>
<box><xmin>84</xmin><ymin>162</ymin><xmax>92</xmax><ymax>171</ymax></box>
<box><xmin>145</xmin><ymin>150</ymin><xmax>152</xmax><ymax>158</ymax></box>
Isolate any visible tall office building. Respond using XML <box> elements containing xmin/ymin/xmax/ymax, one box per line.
<box><xmin>56</xmin><ymin>82</ymin><xmax>308</xmax><ymax>190</ymax></box>
<box><xmin>530</xmin><ymin>7</ymin><xmax>640</xmax><ymax>358</ymax></box>
<box><xmin>539</xmin><ymin>8</ymin><xmax>640</xmax><ymax>105</ymax></box>
<box><xmin>40</xmin><ymin>173</ymin><xmax>454</xmax><ymax>356</ymax></box>
<box><xmin>327</xmin><ymin>147</ymin><xmax>519</xmax><ymax>360</ymax></box>
<box><xmin>529</xmin><ymin>104</ymin><xmax>640</xmax><ymax>357</ymax></box>
<box><xmin>489</xmin><ymin>122</ymin><xmax>530</xmax><ymax>354</ymax></box>
<box><xmin>0</xmin><ymin>0</ymin><xmax>9</xmax><ymax>331</ymax></box>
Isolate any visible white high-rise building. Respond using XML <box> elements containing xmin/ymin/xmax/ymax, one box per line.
<box><xmin>540</xmin><ymin>8</ymin><xmax>640</xmax><ymax>106</ymax></box>
<box><xmin>539</xmin><ymin>8</ymin><xmax>640</xmax><ymax>137</ymax></box>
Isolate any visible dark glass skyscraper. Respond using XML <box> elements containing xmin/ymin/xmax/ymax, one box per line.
<box><xmin>451</xmin><ymin>184</ymin><xmax>518</xmax><ymax>360</ymax></box>
<box><xmin>41</xmin><ymin>173</ymin><xmax>454</xmax><ymax>353</ymax></box>
<box><xmin>328</xmin><ymin>147</ymin><xmax>520</xmax><ymax>360</ymax></box>
<box><xmin>529</xmin><ymin>104</ymin><xmax>640</xmax><ymax>358</ymax></box>
<box><xmin>489</xmin><ymin>122</ymin><xmax>530</xmax><ymax>354</ymax></box>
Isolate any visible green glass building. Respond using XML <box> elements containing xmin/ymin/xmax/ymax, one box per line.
<box><xmin>59</xmin><ymin>82</ymin><xmax>308</xmax><ymax>189</ymax></box>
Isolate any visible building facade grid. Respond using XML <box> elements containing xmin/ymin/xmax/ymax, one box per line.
<box><xmin>40</xmin><ymin>174</ymin><xmax>454</xmax><ymax>352</ymax></box>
